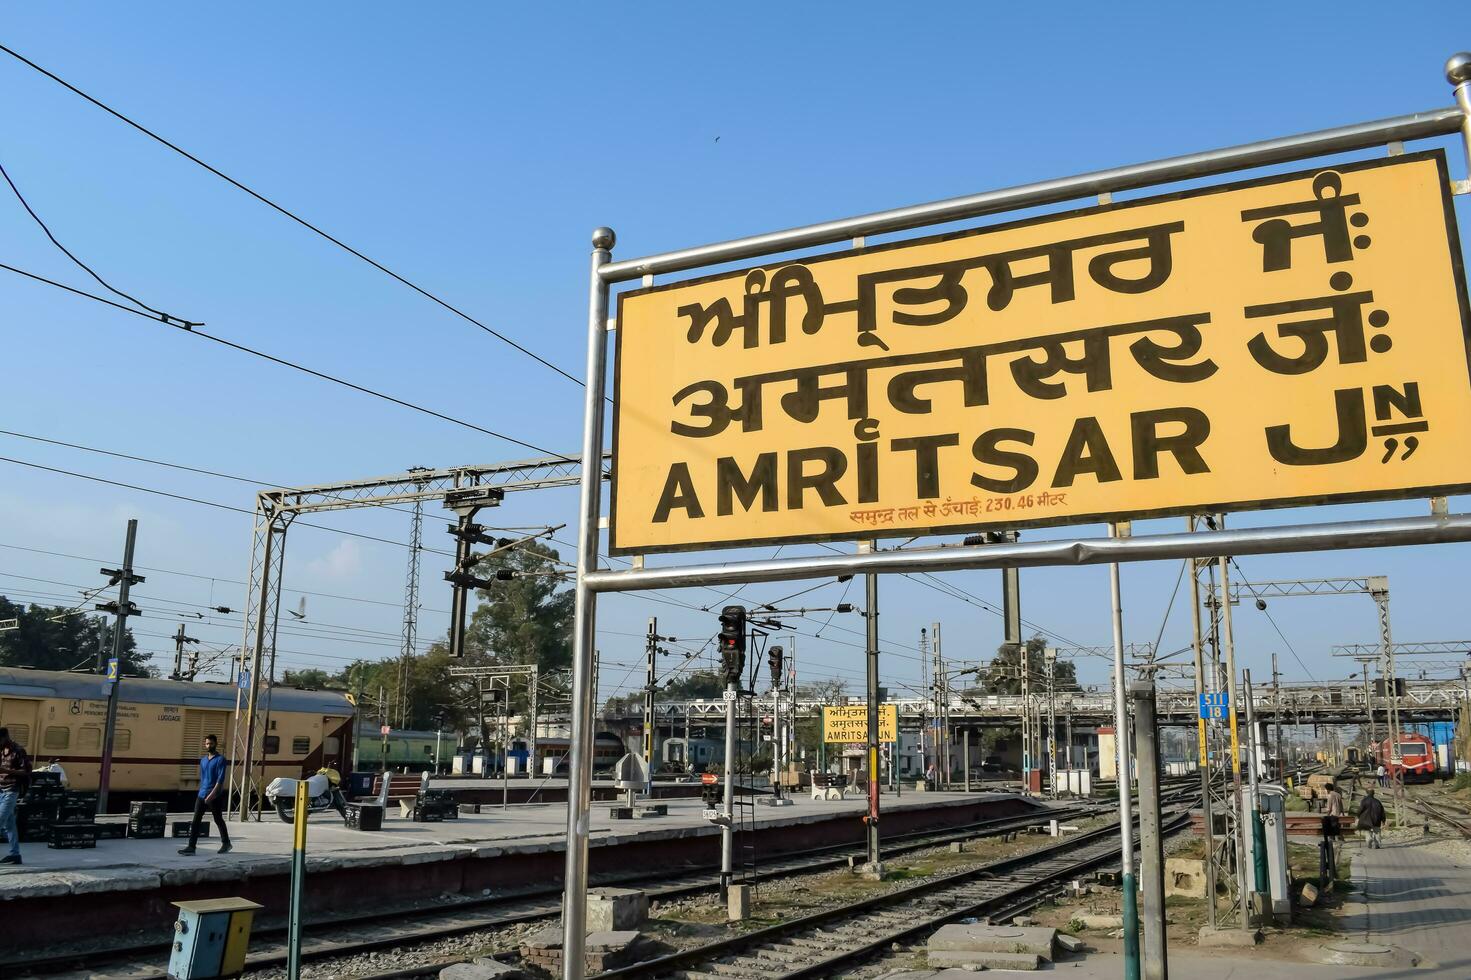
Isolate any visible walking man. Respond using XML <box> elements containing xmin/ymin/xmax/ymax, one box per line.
<box><xmin>1376</xmin><ymin>763</ymin><xmax>1387</xmax><ymax>788</ymax></box>
<box><xmin>179</xmin><ymin>734</ymin><xmax>231</xmax><ymax>855</ymax></box>
<box><xmin>0</xmin><ymin>727</ymin><xmax>31</xmax><ymax>865</ymax></box>
<box><xmin>1357</xmin><ymin>787</ymin><xmax>1387</xmax><ymax>849</ymax></box>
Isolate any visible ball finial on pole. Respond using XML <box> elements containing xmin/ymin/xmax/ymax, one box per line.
<box><xmin>1446</xmin><ymin>52</ymin><xmax>1471</xmax><ymax>87</ymax></box>
<box><xmin>592</xmin><ymin>226</ymin><xmax>617</xmax><ymax>250</ymax></box>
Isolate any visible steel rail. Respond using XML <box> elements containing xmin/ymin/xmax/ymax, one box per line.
<box><xmin>593</xmin><ymin>808</ymin><xmax>1194</xmax><ymax>980</ymax></box>
<box><xmin>3</xmin><ymin>801</ymin><xmax>1106</xmax><ymax>979</ymax></box>
<box><xmin>599</xmin><ymin>107</ymin><xmax>1465</xmax><ymax>282</ymax></box>
<box><xmin>585</xmin><ymin>513</ymin><xmax>1471</xmax><ymax>593</ymax></box>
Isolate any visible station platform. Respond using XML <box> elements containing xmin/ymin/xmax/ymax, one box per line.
<box><xmin>1060</xmin><ymin>833</ymin><xmax>1471</xmax><ymax>979</ymax></box>
<box><xmin>0</xmin><ymin>788</ymin><xmax>1039</xmax><ymax>946</ymax></box>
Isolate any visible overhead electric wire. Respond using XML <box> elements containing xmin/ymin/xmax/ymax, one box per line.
<box><xmin>0</xmin><ymin>43</ymin><xmax>583</xmax><ymax>388</ymax></box>
<box><xmin>1228</xmin><ymin>557</ymin><xmax>1317</xmax><ymax>682</ymax></box>
<box><xmin>0</xmin><ymin>453</ymin><xmax>459</xmax><ymax>557</ymax></box>
<box><xmin>0</xmin><ymin>262</ymin><xmax>564</xmax><ymax>458</ymax></box>
<box><xmin>0</xmin><ymin>540</ymin><xmax>451</xmax><ymax>613</ymax></box>
<box><xmin>0</xmin><ymin>429</ymin><xmax>537</xmax><ymax>529</ymax></box>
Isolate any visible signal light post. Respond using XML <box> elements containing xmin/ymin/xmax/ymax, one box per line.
<box><xmin>863</xmin><ymin>544</ymin><xmax>883</xmax><ymax>875</ymax></box>
<box><xmin>718</xmin><ymin>604</ymin><xmax>746</xmax><ymax>899</ymax></box>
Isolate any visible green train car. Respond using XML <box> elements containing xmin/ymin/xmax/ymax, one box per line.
<box><xmin>355</xmin><ymin>721</ymin><xmax>456</xmax><ymax>773</ymax></box>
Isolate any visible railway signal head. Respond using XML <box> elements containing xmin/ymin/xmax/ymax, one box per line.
<box><xmin>768</xmin><ymin>645</ymin><xmax>784</xmax><ymax>690</ymax></box>
<box><xmin>718</xmin><ymin>605</ymin><xmax>747</xmax><ymax>684</ymax></box>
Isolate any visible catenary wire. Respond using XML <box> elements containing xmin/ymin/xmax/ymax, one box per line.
<box><xmin>0</xmin><ymin>261</ymin><xmax>565</xmax><ymax>458</ymax></box>
<box><xmin>0</xmin><ymin>155</ymin><xmax>197</xmax><ymax>325</ymax></box>
<box><xmin>0</xmin><ymin>43</ymin><xmax>584</xmax><ymax>388</ymax></box>
<box><xmin>0</xmin><ymin>453</ymin><xmax>463</xmax><ymax>557</ymax></box>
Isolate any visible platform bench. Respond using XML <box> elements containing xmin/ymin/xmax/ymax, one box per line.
<box><xmin>372</xmin><ymin>772</ymin><xmax>429</xmax><ymax>817</ymax></box>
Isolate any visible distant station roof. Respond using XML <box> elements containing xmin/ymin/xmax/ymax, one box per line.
<box><xmin>0</xmin><ymin>665</ymin><xmax>352</xmax><ymax>714</ymax></box>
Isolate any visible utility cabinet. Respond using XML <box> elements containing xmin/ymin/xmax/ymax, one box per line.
<box><xmin>167</xmin><ymin>898</ymin><xmax>263</xmax><ymax>979</ymax></box>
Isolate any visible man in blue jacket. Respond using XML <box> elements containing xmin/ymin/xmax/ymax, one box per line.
<box><xmin>179</xmin><ymin>734</ymin><xmax>232</xmax><ymax>855</ymax></box>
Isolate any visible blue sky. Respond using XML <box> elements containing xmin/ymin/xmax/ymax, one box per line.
<box><xmin>0</xmin><ymin>5</ymin><xmax>1467</xmax><ymax>705</ymax></box>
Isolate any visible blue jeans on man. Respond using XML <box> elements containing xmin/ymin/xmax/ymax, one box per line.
<box><xmin>0</xmin><ymin>789</ymin><xmax>19</xmax><ymax>858</ymax></box>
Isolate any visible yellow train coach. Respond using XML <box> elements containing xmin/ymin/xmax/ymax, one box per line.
<box><xmin>0</xmin><ymin>666</ymin><xmax>354</xmax><ymax>801</ymax></box>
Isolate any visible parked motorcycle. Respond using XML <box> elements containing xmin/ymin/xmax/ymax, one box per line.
<box><xmin>267</xmin><ymin>767</ymin><xmax>348</xmax><ymax>823</ymax></box>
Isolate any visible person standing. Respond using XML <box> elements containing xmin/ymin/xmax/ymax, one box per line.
<box><xmin>925</xmin><ymin>762</ymin><xmax>937</xmax><ymax>791</ymax></box>
<box><xmin>1376</xmin><ymin>763</ymin><xmax>1387</xmax><ymax>788</ymax></box>
<box><xmin>0</xmin><ymin>727</ymin><xmax>31</xmax><ymax>865</ymax></box>
<box><xmin>179</xmin><ymin>734</ymin><xmax>232</xmax><ymax>856</ymax></box>
<box><xmin>1357</xmin><ymin>788</ymin><xmax>1387</xmax><ymax>849</ymax></box>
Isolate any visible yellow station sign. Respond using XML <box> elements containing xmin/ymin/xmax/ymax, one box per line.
<box><xmin>821</xmin><ymin>704</ymin><xmax>898</xmax><ymax>744</ymax></box>
<box><xmin>611</xmin><ymin>152</ymin><xmax>1471</xmax><ymax>554</ymax></box>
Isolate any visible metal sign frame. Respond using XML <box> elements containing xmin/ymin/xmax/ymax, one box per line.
<box><xmin>557</xmin><ymin>58</ymin><xmax>1471</xmax><ymax>980</ymax></box>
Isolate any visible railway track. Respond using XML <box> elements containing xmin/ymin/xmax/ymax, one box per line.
<box><xmin>1403</xmin><ymin>787</ymin><xmax>1471</xmax><ymax>837</ymax></box>
<box><xmin>8</xmin><ymin>799</ymin><xmax>1115</xmax><ymax>979</ymax></box>
<box><xmin>355</xmin><ymin>802</ymin><xmax>1195</xmax><ymax>980</ymax></box>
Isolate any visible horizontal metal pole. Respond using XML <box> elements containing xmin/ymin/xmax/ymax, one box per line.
<box><xmin>584</xmin><ymin>513</ymin><xmax>1471</xmax><ymax>593</ymax></box>
<box><xmin>601</xmin><ymin>106</ymin><xmax>1465</xmax><ymax>283</ymax></box>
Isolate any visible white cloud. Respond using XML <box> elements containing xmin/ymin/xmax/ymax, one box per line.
<box><xmin>303</xmin><ymin>539</ymin><xmax>363</xmax><ymax>581</ymax></box>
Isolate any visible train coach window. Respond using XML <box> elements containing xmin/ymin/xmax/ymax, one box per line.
<box><xmin>115</xmin><ymin>729</ymin><xmax>132</xmax><ymax>750</ymax></box>
<box><xmin>43</xmin><ymin>726</ymin><xmax>70</xmax><ymax>750</ymax></box>
<box><xmin>79</xmin><ymin>726</ymin><xmax>101</xmax><ymax>750</ymax></box>
<box><xmin>292</xmin><ymin>737</ymin><xmax>311</xmax><ymax>755</ymax></box>
<box><xmin>263</xmin><ymin>735</ymin><xmax>280</xmax><ymax>754</ymax></box>
<box><xmin>323</xmin><ymin>736</ymin><xmax>341</xmax><ymax>754</ymax></box>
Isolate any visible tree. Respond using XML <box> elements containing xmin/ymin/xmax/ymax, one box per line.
<box><xmin>0</xmin><ymin>596</ymin><xmax>152</xmax><ymax>675</ymax></box>
<box><xmin>282</xmin><ymin>667</ymin><xmax>334</xmax><ymax>689</ymax></box>
<box><xmin>979</xmin><ymin>636</ymin><xmax>1078</xmax><ymax>695</ymax></box>
<box><xmin>460</xmin><ymin>540</ymin><xmax>572</xmax><ymax>671</ymax></box>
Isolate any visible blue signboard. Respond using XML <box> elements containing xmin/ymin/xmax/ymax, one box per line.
<box><xmin>1198</xmin><ymin>692</ymin><xmax>1228</xmax><ymax>721</ymax></box>
<box><xmin>238</xmin><ymin>669</ymin><xmax>251</xmax><ymax>691</ymax></box>
<box><xmin>106</xmin><ymin>658</ymin><xmax>118</xmax><ymax>683</ymax></box>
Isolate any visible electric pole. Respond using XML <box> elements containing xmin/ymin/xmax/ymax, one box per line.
<box><xmin>644</xmin><ymin>617</ymin><xmax>657</xmax><ymax>795</ymax></box>
<box><xmin>97</xmin><ymin>519</ymin><xmax>142</xmax><ymax>812</ymax></box>
<box><xmin>1045</xmin><ymin>647</ymin><xmax>1058</xmax><ymax>798</ymax></box>
<box><xmin>171</xmin><ymin>623</ymin><xmax>197</xmax><ymax>681</ymax></box>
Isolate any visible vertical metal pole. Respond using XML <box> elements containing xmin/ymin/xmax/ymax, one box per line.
<box><xmin>964</xmin><ymin>729</ymin><xmax>971</xmax><ymax>793</ymax></box>
<box><xmin>934</xmin><ymin>621</ymin><xmax>948</xmax><ymax>788</ymax></box>
<box><xmin>1448</xmin><ymin>54</ymin><xmax>1471</xmax><ymax>171</ymax></box>
<box><xmin>1109</xmin><ymin>523</ymin><xmax>1140</xmax><ymax>980</ymax></box>
<box><xmin>1361</xmin><ymin>658</ymin><xmax>1377</xmax><ymax>761</ymax></box>
<box><xmin>1131</xmin><ymin>680</ymin><xmax>1167</xmax><ymax>980</ymax></box>
<box><xmin>1217</xmin><ymin>553</ymin><xmax>1251</xmax><ymax>931</ymax></box>
<box><xmin>287</xmin><ymin>779</ymin><xmax>308</xmax><ymax>980</ymax></box>
<box><xmin>721</xmin><ymin>679</ymin><xmax>737</xmax><ymax>897</ymax></box>
<box><xmin>865</xmin><ymin>560</ymin><xmax>882</xmax><ymax>870</ymax></box>
<box><xmin>1272</xmin><ymin>653</ymin><xmax>1283</xmax><ymax>781</ymax></box>
<box><xmin>919</xmin><ymin>628</ymin><xmax>929</xmax><ymax>780</ymax></box>
<box><xmin>502</xmin><ymin>689</ymin><xmax>510</xmax><ymax>810</ymax></box>
<box><xmin>1046</xmin><ymin>649</ymin><xmax>1058</xmax><ymax>799</ymax></box>
<box><xmin>529</xmin><ymin>666</ymin><xmax>539</xmax><ymax>782</ymax></box>
<box><xmin>560</xmin><ymin>227</ymin><xmax>614</xmax><ymax>980</ymax></box>
<box><xmin>1021</xmin><ymin>641</ymin><xmax>1032</xmax><ymax>793</ymax></box>
<box><xmin>1371</xmin><ymin>584</ymin><xmax>1405</xmax><ymax>822</ymax></box>
<box><xmin>1244</xmin><ymin>671</ymin><xmax>1268</xmax><ymax>905</ymax></box>
<box><xmin>1186</xmin><ymin>528</ymin><xmax>1218</xmax><ymax>929</ymax></box>
<box><xmin>645</xmin><ymin>617</ymin><xmax>657</xmax><ymax>797</ymax></box>
<box><xmin>351</xmin><ymin>669</ymin><xmax>362</xmax><ymax>773</ymax></box>
<box><xmin>237</xmin><ymin>518</ymin><xmax>275</xmax><ymax>820</ymax></box>
<box><xmin>1002</xmin><ymin>557</ymin><xmax>1023</xmax><ymax>791</ymax></box>
<box><xmin>98</xmin><ymin>518</ymin><xmax>138</xmax><ymax>813</ymax></box>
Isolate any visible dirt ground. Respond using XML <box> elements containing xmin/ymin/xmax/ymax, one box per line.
<box><xmin>1022</xmin><ymin>831</ymin><xmax>1356</xmax><ymax>965</ymax></box>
